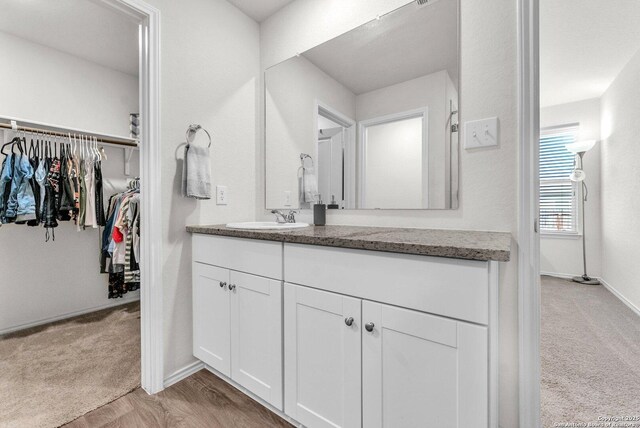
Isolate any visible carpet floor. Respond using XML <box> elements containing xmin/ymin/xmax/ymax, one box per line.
<box><xmin>541</xmin><ymin>276</ymin><xmax>640</xmax><ymax>427</ymax></box>
<box><xmin>0</xmin><ymin>302</ymin><xmax>140</xmax><ymax>428</ymax></box>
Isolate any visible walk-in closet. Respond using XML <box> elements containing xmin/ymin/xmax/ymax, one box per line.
<box><xmin>0</xmin><ymin>1</ymin><xmax>143</xmax><ymax>426</ymax></box>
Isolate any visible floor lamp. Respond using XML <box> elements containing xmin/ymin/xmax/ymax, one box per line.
<box><xmin>565</xmin><ymin>139</ymin><xmax>600</xmax><ymax>285</ymax></box>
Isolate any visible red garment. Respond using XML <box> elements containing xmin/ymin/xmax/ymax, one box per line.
<box><xmin>113</xmin><ymin>227</ymin><xmax>124</xmax><ymax>243</ymax></box>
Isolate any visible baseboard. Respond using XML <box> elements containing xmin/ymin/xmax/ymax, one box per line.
<box><xmin>600</xmin><ymin>278</ymin><xmax>640</xmax><ymax>318</ymax></box>
<box><xmin>540</xmin><ymin>271</ymin><xmax>585</xmax><ymax>280</ymax></box>
<box><xmin>0</xmin><ymin>294</ymin><xmax>140</xmax><ymax>336</ymax></box>
<box><xmin>163</xmin><ymin>360</ymin><xmax>204</xmax><ymax>389</ymax></box>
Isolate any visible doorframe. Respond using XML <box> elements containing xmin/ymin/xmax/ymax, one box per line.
<box><xmin>101</xmin><ymin>0</ymin><xmax>164</xmax><ymax>394</ymax></box>
<box><xmin>517</xmin><ymin>0</ymin><xmax>541</xmax><ymax>426</ymax></box>
<box><xmin>314</xmin><ymin>101</ymin><xmax>356</xmax><ymax>208</ymax></box>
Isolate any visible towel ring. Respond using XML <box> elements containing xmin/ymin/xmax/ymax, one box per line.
<box><xmin>186</xmin><ymin>124</ymin><xmax>212</xmax><ymax>148</ymax></box>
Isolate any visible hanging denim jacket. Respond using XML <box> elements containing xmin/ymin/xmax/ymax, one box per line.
<box><xmin>8</xmin><ymin>154</ymin><xmax>37</xmax><ymax>223</ymax></box>
<box><xmin>0</xmin><ymin>153</ymin><xmax>36</xmax><ymax>224</ymax></box>
<box><xmin>0</xmin><ymin>154</ymin><xmax>14</xmax><ymax>224</ymax></box>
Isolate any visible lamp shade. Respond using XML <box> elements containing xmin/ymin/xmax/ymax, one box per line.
<box><xmin>566</xmin><ymin>139</ymin><xmax>596</xmax><ymax>154</ymax></box>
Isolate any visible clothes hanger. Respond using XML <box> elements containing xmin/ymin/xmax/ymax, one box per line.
<box><xmin>92</xmin><ymin>136</ymin><xmax>99</xmax><ymax>162</ymax></box>
<box><xmin>0</xmin><ymin>134</ymin><xmax>18</xmax><ymax>155</ymax></box>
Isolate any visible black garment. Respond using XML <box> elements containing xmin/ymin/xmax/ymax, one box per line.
<box><xmin>94</xmin><ymin>161</ymin><xmax>106</xmax><ymax>226</ymax></box>
<box><xmin>27</xmin><ymin>154</ymin><xmax>41</xmax><ymax>227</ymax></box>
<box><xmin>58</xmin><ymin>147</ymin><xmax>74</xmax><ymax>221</ymax></box>
<box><xmin>108</xmin><ymin>265</ymin><xmax>139</xmax><ymax>298</ymax></box>
<box><xmin>43</xmin><ymin>156</ymin><xmax>60</xmax><ymax>236</ymax></box>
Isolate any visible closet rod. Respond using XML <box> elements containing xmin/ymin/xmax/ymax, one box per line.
<box><xmin>0</xmin><ymin>118</ymin><xmax>138</xmax><ymax>148</ymax></box>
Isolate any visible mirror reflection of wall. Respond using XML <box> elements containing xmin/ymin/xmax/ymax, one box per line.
<box><xmin>361</xmin><ymin>112</ymin><xmax>426</xmax><ymax>209</ymax></box>
<box><xmin>265</xmin><ymin>0</ymin><xmax>459</xmax><ymax>210</ymax></box>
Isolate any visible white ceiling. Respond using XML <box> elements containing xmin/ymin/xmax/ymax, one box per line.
<box><xmin>0</xmin><ymin>0</ymin><xmax>139</xmax><ymax>76</ymax></box>
<box><xmin>226</xmin><ymin>0</ymin><xmax>294</xmax><ymax>22</ymax></box>
<box><xmin>541</xmin><ymin>0</ymin><xmax>640</xmax><ymax>107</ymax></box>
<box><xmin>302</xmin><ymin>0</ymin><xmax>458</xmax><ymax>95</ymax></box>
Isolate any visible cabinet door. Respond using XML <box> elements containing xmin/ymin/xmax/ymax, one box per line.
<box><xmin>230</xmin><ymin>271</ymin><xmax>283</xmax><ymax>410</ymax></box>
<box><xmin>363</xmin><ymin>301</ymin><xmax>488</xmax><ymax>428</ymax></box>
<box><xmin>284</xmin><ymin>284</ymin><xmax>361</xmax><ymax>428</ymax></box>
<box><xmin>192</xmin><ymin>262</ymin><xmax>231</xmax><ymax>377</ymax></box>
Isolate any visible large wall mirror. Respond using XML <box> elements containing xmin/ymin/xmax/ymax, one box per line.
<box><xmin>265</xmin><ymin>0</ymin><xmax>459</xmax><ymax>210</ymax></box>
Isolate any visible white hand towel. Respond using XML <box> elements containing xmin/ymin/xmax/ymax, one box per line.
<box><xmin>182</xmin><ymin>144</ymin><xmax>212</xmax><ymax>199</ymax></box>
<box><xmin>303</xmin><ymin>166</ymin><xmax>318</xmax><ymax>203</ymax></box>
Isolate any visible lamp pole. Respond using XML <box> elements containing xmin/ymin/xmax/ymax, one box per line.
<box><xmin>573</xmin><ymin>152</ymin><xmax>600</xmax><ymax>285</ymax></box>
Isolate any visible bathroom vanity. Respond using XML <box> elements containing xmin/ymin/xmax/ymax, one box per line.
<box><xmin>187</xmin><ymin>225</ymin><xmax>511</xmax><ymax>428</ymax></box>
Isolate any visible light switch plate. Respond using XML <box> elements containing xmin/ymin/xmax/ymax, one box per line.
<box><xmin>216</xmin><ymin>185</ymin><xmax>228</xmax><ymax>205</ymax></box>
<box><xmin>464</xmin><ymin>117</ymin><xmax>499</xmax><ymax>149</ymax></box>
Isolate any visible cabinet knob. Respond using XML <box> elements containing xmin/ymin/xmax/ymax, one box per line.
<box><xmin>219</xmin><ymin>281</ymin><xmax>227</xmax><ymax>288</ymax></box>
<box><xmin>365</xmin><ymin>322</ymin><xmax>375</xmax><ymax>332</ymax></box>
<box><xmin>344</xmin><ymin>317</ymin><xmax>354</xmax><ymax>327</ymax></box>
<box><xmin>229</xmin><ymin>284</ymin><xmax>236</xmax><ymax>292</ymax></box>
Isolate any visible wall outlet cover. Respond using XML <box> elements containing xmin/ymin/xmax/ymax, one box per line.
<box><xmin>464</xmin><ymin>117</ymin><xmax>499</xmax><ymax>149</ymax></box>
<box><xmin>216</xmin><ymin>185</ymin><xmax>228</xmax><ymax>205</ymax></box>
<box><xmin>284</xmin><ymin>191</ymin><xmax>292</xmax><ymax>207</ymax></box>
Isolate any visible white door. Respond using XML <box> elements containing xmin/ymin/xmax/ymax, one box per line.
<box><xmin>284</xmin><ymin>284</ymin><xmax>361</xmax><ymax>428</ymax></box>
<box><xmin>230</xmin><ymin>271</ymin><xmax>283</xmax><ymax>410</ymax></box>
<box><xmin>192</xmin><ymin>263</ymin><xmax>231</xmax><ymax>377</ymax></box>
<box><xmin>363</xmin><ymin>301</ymin><xmax>488</xmax><ymax>428</ymax></box>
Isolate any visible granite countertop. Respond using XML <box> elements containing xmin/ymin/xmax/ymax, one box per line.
<box><xmin>186</xmin><ymin>224</ymin><xmax>511</xmax><ymax>262</ymax></box>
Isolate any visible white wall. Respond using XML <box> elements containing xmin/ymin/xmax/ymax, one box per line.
<box><xmin>260</xmin><ymin>1</ymin><xmax>519</xmax><ymax>426</ymax></box>
<box><xmin>0</xmin><ymin>31</ymin><xmax>137</xmax><ymax>137</ymax></box>
<box><xmin>0</xmin><ymin>31</ymin><xmax>140</xmax><ymax>334</ymax></box>
<box><xmin>600</xmin><ymin>47</ymin><xmax>640</xmax><ymax>311</ymax></box>
<box><xmin>265</xmin><ymin>55</ymin><xmax>356</xmax><ymax>208</ymax></box>
<box><xmin>356</xmin><ymin>71</ymin><xmax>456</xmax><ymax>208</ymax></box>
<box><xmin>143</xmin><ymin>0</ymin><xmax>261</xmax><ymax>380</ymax></box>
<box><xmin>539</xmin><ymin>98</ymin><xmax>602</xmax><ymax>277</ymax></box>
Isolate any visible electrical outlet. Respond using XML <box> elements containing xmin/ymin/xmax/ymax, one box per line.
<box><xmin>216</xmin><ymin>185</ymin><xmax>228</xmax><ymax>205</ymax></box>
<box><xmin>284</xmin><ymin>191</ymin><xmax>292</xmax><ymax>207</ymax></box>
<box><xmin>464</xmin><ymin>117</ymin><xmax>499</xmax><ymax>149</ymax></box>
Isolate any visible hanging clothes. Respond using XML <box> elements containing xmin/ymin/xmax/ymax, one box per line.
<box><xmin>0</xmin><ymin>132</ymin><xmax>108</xmax><ymax>241</ymax></box>
<box><xmin>101</xmin><ymin>180</ymin><xmax>141</xmax><ymax>299</ymax></box>
<box><xmin>27</xmin><ymin>139</ymin><xmax>41</xmax><ymax>227</ymax></box>
<box><xmin>95</xmin><ymin>160</ymin><xmax>106</xmax><ymax>226</ymax></box>
<box><xmin>0</xmin><ymin>137</ymin><xmax>37</xmax><ymax>226</ymax></box>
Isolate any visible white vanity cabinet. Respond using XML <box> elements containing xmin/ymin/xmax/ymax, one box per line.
<box><xmin>362</xmin><ymin>302</ymin><xmax>488</xmax><ymax>428</ymax></box>
<box><xmin>284</xmin><ymin>284</ymin><xmax>362</xmax><ymax>428</ymax></box>
<box><xmin>192</xmin><ymin>235</ymin><xmax>283</xmax><ymax>410</ymax></box>
<box><xmin>191</xmin><ymin>233</ymin><xmax>501</xmax><ymax>428</ymax></box>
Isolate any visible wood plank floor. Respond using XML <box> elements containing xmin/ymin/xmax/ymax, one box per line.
<box><xmin>63</xmin><ymin>370</ymin><xmax>294</xmax><ymax>428</ymax></box>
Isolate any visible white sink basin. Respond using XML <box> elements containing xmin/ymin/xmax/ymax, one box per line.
<box><xmin>226</xmin><ymin>221</ymin><xmax>310</xmax><ymax>230</ymax></box>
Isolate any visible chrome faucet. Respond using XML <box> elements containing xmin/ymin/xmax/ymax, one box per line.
<box><xmin>271</xmin><ymin>210</ymin><xmax>298</xmax><ymax>224</ymax></box>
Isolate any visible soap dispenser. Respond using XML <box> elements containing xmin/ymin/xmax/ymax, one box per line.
<box><xmin>328</xmin><ymin>195</ymin><xmax>339</xmax><ymax>210</ymax></box>
<box><xmin>313</xmin><ymin>194</ymin><xmax>326</xmax><ymax>226</ymax></box>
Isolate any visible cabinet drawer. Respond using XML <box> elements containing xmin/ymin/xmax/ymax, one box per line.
<box><xmin>284</xmin><ymin>243</ymin><xmax>489</xmax><ymax>324</ymax></box>
<box><xmin>192</xmin><ymin>234</ymin><xmax>283</xmax><ymax>280</ymax></box>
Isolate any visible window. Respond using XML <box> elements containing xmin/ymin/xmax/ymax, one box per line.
<box><xmin>539</xmin><ymin>125</ymin><xmax>579</xmax><ymax>234</ymax></box>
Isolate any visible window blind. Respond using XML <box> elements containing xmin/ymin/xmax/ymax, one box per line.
<box><xmin>539</xmin><ymin>126</ymin><xmax>578</xmax><ymax>233</ymax></box>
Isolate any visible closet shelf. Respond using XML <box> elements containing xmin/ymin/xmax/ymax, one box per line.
<box><xmin>0</xmin><ymin>116</ymin><xmax>138</xmax><ymax>148</ymax></box>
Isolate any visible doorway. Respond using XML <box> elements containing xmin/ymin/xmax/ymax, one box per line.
<box><xmin>315</xmin><ymin>103</ymin><xmax>355</xmax><ymax>209</ymax></box>
<box><xmin>519</xmin><ymin>0</ymin><xmax>640</xmax><ymax>426</ymax></box>
<box><xmin>0</xmin><ymin>0</ymin><xmax>161</xmax><ymax>425</ymax></box>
